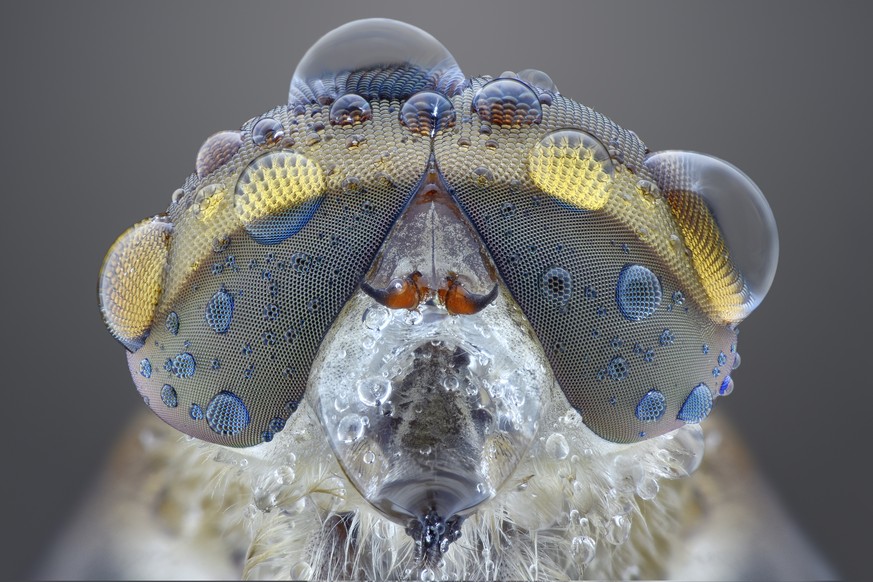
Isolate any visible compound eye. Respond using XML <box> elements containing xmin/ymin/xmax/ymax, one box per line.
<box><xmin>644</xmin><ymin>151</ymin><xmax>778</xmax><ymax>322</ymax></box>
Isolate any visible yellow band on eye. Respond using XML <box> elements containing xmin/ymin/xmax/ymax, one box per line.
<box><xmin>527</xmin><ymin>129</ymin><xmax>614</xmax><ymax>211</ymax></box>
<box><xmin>99</xmin><ymin>216</ymin><xmax>172</xmax><ymax>349</ymax></box>
<box><xmin>234</xmin><ymin>151</ymin><xmax>325</xmax><ymax>225</ymax></box>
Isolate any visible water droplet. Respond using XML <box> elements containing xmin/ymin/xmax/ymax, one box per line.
<box><xmin>472</xmin><ymin>166</ymin><xmax>493</xmax><ymax>185</ymax></box>
<box><xmin>289</xmin><ymin>19</ymin><xmax>464</xmax><ymax>104</ymax></box>
<box><xmin>357</xmin><ymin>378</ymin><xmax>392</xmax><ymax>406</ymax></box>
<box><xmin>719</xmin><ymin>375</ymin><xmax>734</xmax><ymax>396</ymax></box>
<box><xmin>528</xmin><ymin>129</ymin><xmax>614</xmax><ymax>210</ymax></box>
<box><xmin>472</xmin><ymin>77</ymin><xmax>542</xmax><ymax>126</ymax></box>
<box><xmin>671</xmin><ymin>290</ymin><xmax>685</xmax><ymax>305</ymax></box>
<box><xmin>205</xmin><ymin>288</ymin><xmax>234</xmax><ymax>333</ymax></box>
<box><xmin>606</xmin><ymin>514</ymin><xmax>631</xmax><ymax>545</ymax></box>
<box><xmin>363</xmin><ymin>305</ymin><xmax>391</xmax><ymax>331</ymax></box>
<box><xmin>717</xmin><ymin>351</ymin><xmax>727</xmax><ymax>366</ymax></box>
<box><xmin>171</xmin><ymin>188</ymin><xmax>185</xmax><ymax>205</ymax></box>
<box><xmin>702</xmin><ymin>344</ymin><xmax>710</xmax><ymax>355</ymax></box>
<box><xmin>637</xmin><ymin>476</ymin><xmax>659</xmax><ymax>500</ymax></box>
<box><xmin>337</xmin><ymin>414</ymin><xmax>365</xmax><ymax>443</ymax></box>
<box><xmin>363</xmin><ymin>450</ymin><xmax>376</xmax><ymax>464</ymax></box>
<box><xmin>190</xmin><ymin>403</ymin><xmax>204</xmax><ymax>420</ymax></box>
<box><xmin>196</xmin><ymin>130</ymin><xmax>242</xmax><ymax>178</ymax></box>
<box><xmin>160</xmin><ymin>384</ymin><xmax>178</xmax><ymax>408</ymax></box>
<box><xmin>677</xmin><ymin>384</ymin><xmax>713</xmax><ymax>423</ymax></box>
<box><xmin>170</xmin><ymin>352</ymin><xmax>196</xmax><ymax>378</ymax></box>
<box><xmin>645</xmin><ymin>151</ymin><xmax>778</xmax><ymax>320</ymax></box>
<box><xmin>206</xmin><ymin>391</ymin><xmax>250</xmax><ymax>436</ymax></box>
<box><xmin>252</xmin><ymin>117</ymin><xmax>284</xmax><ymax>146</ymax></box>
<box><xmin>329</xmin><ymin>93</ymin><xmax>372</xmax><ymax>126</ymax></box>
<box><xmin>346</xmin><ymin>134</ymin><xmax>366</xmax><ymax>148</ymax></box>
<box><xmin>607</xmin><ymin>356</ymin><xmax>629</xmax><ymax>381</ymax></box>
<box><xmin>616</xmin><ymin>264</ymin><xmax>662</xmax><ymax>321</ymax></box>
<box><xmin>441</xmin><ymin>374</ymin><xmax>459</xmax><ymax>391</ymax></box>
<box><xmin>420</xmin><ymin>568</ymin><xmax>435</xmax><ymax>582</ymax></box>
<box><xmin>541</xmin><ymin>267</ymin><xmax>573</xmax><ymax>305</ymax></box>
<box><xmin>139</xmin><ymin>358</ymin><xmax>152</xmax><ymax>378</ymax></box>
<box><xmin>235</xmin><ymin>151</ymin><xmax>325</xmax><ymax>246</ymax></box>
<box><xmin>571</xmin><ymin>536</ymin><xmax>596</xmax><ymax>564</ymax></box>
<box><xmin>659</xmin><ymin>328</ymin><xmax>675</xmax><ymax>346</ymax></box>
<box><xmin>732</xmin><ymin>352</ymin><xmax>741</xmax><ymax>369</ymax></box>
<box><xmin>635</xmin><ymin>389</ymin><xmax>666</xmax><ymax>421</ymax></box>
<box><xmin>399</xmin><ymin>91</ymin><xmax>456</xmax><ymax>136</ymax></box>
<box><xmin>545</xmin><ymin>433</ymin><xmax>569</xmax><ymax>460</ymax></box>
<box><xmin>517</xmin><ymin>68</ymin><xmax>558</xmax><ymax>93</ymax></box>
<box><xmin>289</xmin><ymin>562</ymin><xmax>313</xmax><ymax>581</ymax></box>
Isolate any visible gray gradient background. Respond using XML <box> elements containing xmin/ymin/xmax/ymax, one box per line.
<box><xmin>3</xmin><ymin>1</ymin><xmax>869</xmax><ymax>579</ymax></box>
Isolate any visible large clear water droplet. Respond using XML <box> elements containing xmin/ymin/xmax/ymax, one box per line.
<box><xmin>644</xmin><ymin>151</ymin><xmax>778</xmax><ymax>319</ymax></box>
<box><xmin>290</xmin><ymin>19</ymin><xmax>464</xmax><ymax>104</ymax></box>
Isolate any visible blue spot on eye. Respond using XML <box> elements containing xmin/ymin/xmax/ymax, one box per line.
<box><xmin>635</xmin><ymin>389</ymin><xmax>666</xmax><ymax>421</ymax></box>
<box><xmin>139</xmin><ymin>358</ymin><xmax>152</xmax><ymax>378</ymax></box>
<box><xmin>269</xmin><ymin>417</ymin><xmax>286</xmax><ymax>433</ymax></box>
<box><xmin>607</xmin><ymin>356</ymin><xmax>629</xmax><ymax>380</ymax></box>
<box><xmin>702</xmin><ymin>344</ymin><xmax>710</xmax><ymax>355</ymax></box>
<box><xmin>261</xmin><ymin>431</ymin><xmax>274</xmax><ymax>443</ymax></box>
<box><xmin>166</xmin><ymin>312</ymin><xmax>180</xmax><ymax>335</ymax></box>
<box><xmin>160</xmin><ymin>384</ymin><xmax>178</xmax><ymax>408</ymax></box>
<box><xmin>246</xmin><ymin>198</ymin><xmax>322</xmax><ymax>245</ymax></box>
<box><xmin>206</xmin><ymin>288</ymin><xmax>234</xmax><ymax>334</ymax></box>
<box><xmin>659</xmin><ymin>329</ymin><xmax>675</xmax><ymax>346</ymax></box>
<box><xmin>616</xmin><ymin>265</ymin><xmax>662</xmax><ymax>321</ymax></box>
<box><xmin>718</xmin><ymin>351</ymin><xmax>727</xmax><ymax>366</ymax></box>
<box><xmin>677</xmin><ymin>384</ymin><xmax>713</xmax><ymax>423</ymax></box>
<box><xmin>190</xmin><ymin>403</ymin><xmax>203</xmax><ymax>420</ymax></box>
<box><xmin>206</xmin><ymin>391</ymin><xmax>251</xmax><ymax>436</ymax></box>
<box><xmin>171</xmin><ymin>353</ymin><xmax>196</xmax><ymax>378</ymax></box>
<box><xmin>720</xmin><ymin>375</ymin><xmax>733</xmax><ymax>396</ymax></box>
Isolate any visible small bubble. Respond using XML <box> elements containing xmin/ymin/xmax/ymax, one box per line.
<box><xmin>606</xmin><ymin>514</ymin><xmax>631</xmax><ymax>545</ymax></box>
<box><xmin>329</xmin><ymin>93</ymin><xmax>372</xmax><ymax>126</ymax></box>
<box><xmin>441</xmin><ymin>375</ymin><xmax>459</xmax><ymax>391</ymax></box>
<box><xmin>357</xmin><ymin>378</ymin><xmax>392</xmax><ymax>406</ymax></box>
<box><xmin>252</xmin><ymin>117</ymin><xmax>284</xmax><ymax>146</ymax></box>
<box><xmin>190</xmin><ymin>403</ymin><xmax>204</xmax><ymax>420</ymax></box>
<box><xmin>289</xmin><ymin>562</ymin><xmax>313</xmax><ymax>580</ymax></box>
<box><xmin>571</xmin><ymin>536</ymin><xmax>596</xmax><ymax>564</ymax></box>
<box><xmin>545</xmin><ymin>433</ymin><xmax>569</xmax><ymax>460</ymax></box>
<box><xmin>337</xmin><ymin>414</ymin><xmax>365</xmax><ymax>443</ymax></box>
<box><xmin>363</xmin><ymin>450</ymin><xmax>376</xmax><ymax>464</ymax></box>
<box><xmin>732</xmin><ymin>353</ymin><xmax>741</xmax><ymax>369</ymax></box>
<box><xmin>659</xmin><ymin>328</ymin><xmax>675</xmax><ymax>346</ymax></box>
<box><xmin>719</xmin><ymin>375</ymin><xmax>734</xmax><ymax>396</ymax></box>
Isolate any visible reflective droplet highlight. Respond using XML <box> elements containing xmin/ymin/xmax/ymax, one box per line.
<box><xmin>472</xmin><ymin>78</ymin><xmax>542</xmax><ymax>127</ymax></box>
<box><xmin>329</xmin><ymin>93</ymin><xmax>372</xmax><ymax>126</ymax></box>
<box><xmin>616</xmin><ymin>265</ymin><xmax>662</xmax><ymax>321</ymax></box>
<box><xmin>195</xmin><ymin>130</ymin><xmax>242</xmax><ymax>178</ymax></box>
<box><xmin>235</xmin><ymin>151</ymin><xmax>325</xmax><ymax>245</ymax></box>
<box><xmin>528</xmin><ymin>130</ymin><xmax>614</xmax><ymax>210</ymax></box>
<box><xmin>206</xmin><ymin>391</ymin><xmax>251</xmax><ymax>435</ymax></box>
<box><xmin>399</xmin><ymin>91</ymin><xmax>456</xmax><ymax>136</ymax></box>
<box><xmin>677</xmin><ymin>384</ymin><xmax>713</xmax><ymax>423</ymax></box>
